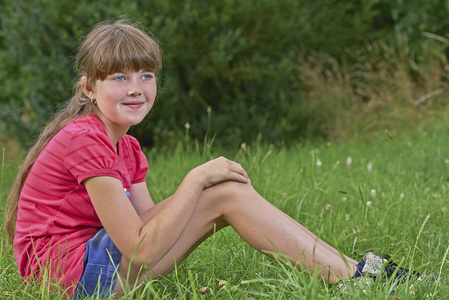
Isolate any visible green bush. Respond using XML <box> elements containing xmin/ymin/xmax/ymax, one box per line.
<box><xmin>143</xmin><ymin>0</ymin><xmax>310</xmax><ymax>148</ymax></box>
<box><xmin>1</xmin><ymin>0</ymin><xmax>449</xmax><ymax>149</ymax></box>
<box><xmin>0</xmin><ymin>0</ymin><xmax>140</xmax><ymax>147</ymax></box>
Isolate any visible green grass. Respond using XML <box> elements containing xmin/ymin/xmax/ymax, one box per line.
<box><xmin>1</xmin><ymin>125</ymin><xmax>449</xmax><ymax>299</ymax></box>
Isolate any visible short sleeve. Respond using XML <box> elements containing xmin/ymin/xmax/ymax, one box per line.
<box><xmin>64</xmin><ymin>130</ymin><xmax>123</xmax><ymax>184</ymax></box>
<box><xmin>126</xmin><ymin>135</ymin><xmax>148</xmax><ymax>184</ymax></box>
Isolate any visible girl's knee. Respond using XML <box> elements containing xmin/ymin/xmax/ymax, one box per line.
<box><xmin>201</xmin><ymin>181</ymin><xmax>255</xmax><ymax>212</ymax></box>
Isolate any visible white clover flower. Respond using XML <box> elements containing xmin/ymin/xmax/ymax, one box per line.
<box><xmin>367</xmin><ymin>162</ymin><xmax>373</xmax><ymax>172</ymax></box>
<box><xmin>400</xmin><ymin>193</ymin><xmax>405</xmax><ymax>199</ymax></box>
<box><xmin>325</xmin><ymin>204</ymin><xmax>332</xmax><ymax>210</ymax></box>
<box><xmin>366</xmin><ymin>201</ymin><xmax>372</xmax><ymax>206</ymax></box>
<box><xmin>346</xmin><ymin>157</ymin><xmax>352</xmax><ymax>169</ymax></box>
<box><xmin>316</xmin><ymin>159</ymin><xmax>322</xmax><ymax>167</ymax></box>
<box><xmin>342</xmin><ymin>197</ymin><xmax>347</xmax><ymax>202</ymax></box>
<box><xmin>370</xmin><ymin>189</ymin><xmax>376</xmax><ymax>197</ymax></box>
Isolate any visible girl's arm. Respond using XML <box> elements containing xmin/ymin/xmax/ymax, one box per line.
<box><xmin>84</xmin><ymin>156</ymin><xmax>249</xmax><ymax>270</ymax></box>
<box><xmin>129</xmin><ymin>182</ymin><xmax>155</xmax><ymax>215</ymax></box>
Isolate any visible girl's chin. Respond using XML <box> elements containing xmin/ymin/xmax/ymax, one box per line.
<box><xmin>128</xmin><ymin>117</ymin><xmax>147</xmax><ymax>126</ymax></box>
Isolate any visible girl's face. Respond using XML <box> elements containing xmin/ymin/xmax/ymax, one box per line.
<box><xmin>90</xmin><ymin>70</ymin><xmax>157</xmax><ymax>135</ymax></box>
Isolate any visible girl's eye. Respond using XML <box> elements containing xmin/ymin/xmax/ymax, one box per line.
<box><xmin>141</xmin><ymin>73</ymin><xmax>154</xmax><ymax>80</ymax></box>
<box><xmin>114</xmin><ymin>75</ymin><xmax>126</xmax><ymax>81</ymax></box>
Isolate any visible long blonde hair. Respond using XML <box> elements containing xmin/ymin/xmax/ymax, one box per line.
<box><xmin>5</xmin><ymin>18</ymin><xmax>162</xmax><ymax>239</ymax></box>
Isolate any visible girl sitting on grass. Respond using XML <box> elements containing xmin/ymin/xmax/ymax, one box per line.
<box><xmin>5</xmin><ymin>19</ymin><xmax>429</xmax><ymax>298</ymax></box>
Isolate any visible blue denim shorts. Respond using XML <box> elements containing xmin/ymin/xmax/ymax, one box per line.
<box><xmin>73</xmin><ymin>228</ymin><xmax>121</xmax><ymax>299</ymax></box>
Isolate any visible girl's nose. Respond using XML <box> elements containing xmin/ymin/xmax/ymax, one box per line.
<box><xmin>128</xmin><ymin>88</ymin><xmax>142</xmax><ymax>97</ymax></box>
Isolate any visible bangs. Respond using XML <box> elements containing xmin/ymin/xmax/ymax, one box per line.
<box><xmin>95</xmin><ymin>33</ymin><xmax>160</xmax><ymax>79</ymax></box>
<box><xmin>79</xmin><ymin>21</ymin><xmax>162</xmax><ymax>81</ymax></box>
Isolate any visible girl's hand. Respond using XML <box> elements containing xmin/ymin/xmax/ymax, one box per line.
<box><xmin>191</xmin><ymin>156</ymin><xmax>250</xmax><ymax>189</ymax></box>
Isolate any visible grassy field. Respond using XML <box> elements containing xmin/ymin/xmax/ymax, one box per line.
<box><xmin>1</xmin><ymin>123</ymin><xmax>449</xmax><ymax>299</ymax></box>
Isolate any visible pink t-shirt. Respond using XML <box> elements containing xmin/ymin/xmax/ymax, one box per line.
<box><xmin>14</xmin><ymin>114</ymin><xmax>148</xmax><ymax>296</ymax></box>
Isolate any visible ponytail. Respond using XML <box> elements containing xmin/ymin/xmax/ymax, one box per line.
<box><xmin>5</xmin><ymin>81</ymin><xmax>95</xmax><ymax>239</ymax></box>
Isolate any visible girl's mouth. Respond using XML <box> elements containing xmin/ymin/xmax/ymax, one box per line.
<box><xmin>122</xmin><ymin>101</ymin><xmax>145</xmax><ymax>109</ymax></box>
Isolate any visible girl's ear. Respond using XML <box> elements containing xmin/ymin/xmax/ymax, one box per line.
<box><xmin>81</xmin><ymin>76</ymin><xmax>96</xmax><ymax>99</ymax></box>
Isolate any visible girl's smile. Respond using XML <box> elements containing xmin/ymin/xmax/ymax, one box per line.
<box><xmin>121</xmin><ymin>100</ymin><xmax>146</xmax><ymax>109</ymax></box>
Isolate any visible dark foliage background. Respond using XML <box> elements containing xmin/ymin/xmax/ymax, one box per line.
<box><xmin>1</xmin><ymin>0</ymin><xmax>449</xmax><ymax>149</ymax></box>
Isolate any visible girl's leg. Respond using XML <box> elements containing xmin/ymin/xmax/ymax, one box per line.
<box><xmin>113</xmin><ymin>181</ymin><xmax>357</xmax><ymax>293</ymax></box>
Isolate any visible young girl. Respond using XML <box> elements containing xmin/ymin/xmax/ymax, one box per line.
<box><xmin>5</xmin><ymin>19</ymin><xmax>422</xmax><ymax>298</ymax></box>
